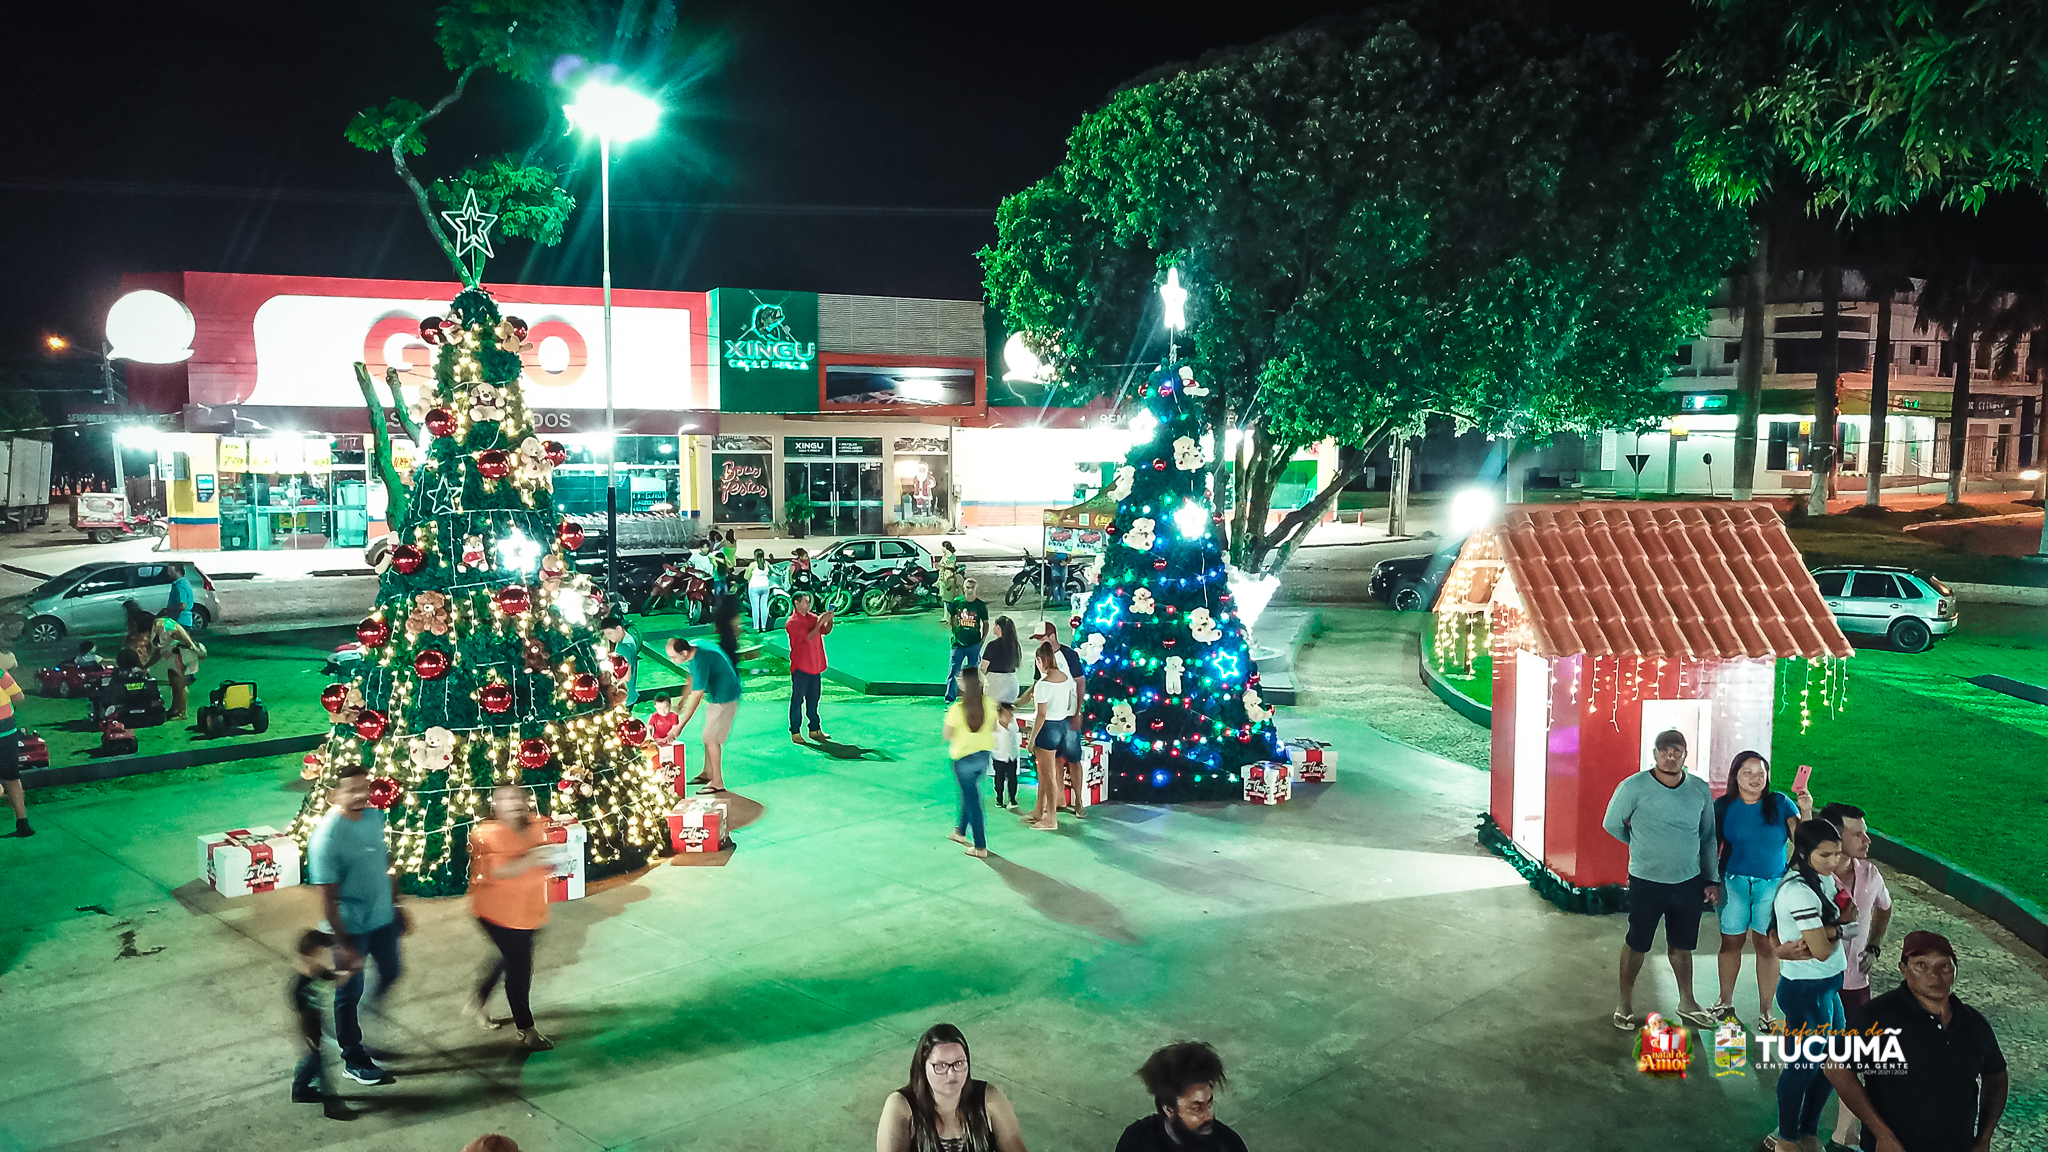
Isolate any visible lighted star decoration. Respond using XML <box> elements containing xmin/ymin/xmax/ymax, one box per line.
<box><xmin>441</xmin><ymin>188</ymin><xmax>499</xmax><ymax>261</ymax></box>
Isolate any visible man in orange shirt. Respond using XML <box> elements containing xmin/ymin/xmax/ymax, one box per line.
<box><xmin>0</xmin><ymin>651</ymin><xmax>30</xmax><ymax>837</ymax></box>
<box><xmin>468</xmin><ymin>784</ymin><xmax>556</xmax><ymax>1050</ymax></box>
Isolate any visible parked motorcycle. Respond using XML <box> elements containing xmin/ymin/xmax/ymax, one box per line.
<box><xmin>1006</xmin><ymin>552</ymin><xmax>1090</xmax><ymax>607</ymax></box>
<box><xmin>644</xmin><ymin>553</ymin><xmax>714</xmax><ymax>622</ymax></box>
<box><xmin>782</xmin><ymin>558</ymin><xmax>859</xmax><ymax>617</ymax></box>
<box><xmin>860</xmin><ymin>562</ymin><xmax>941</xmax><ymax>616</ymax></box>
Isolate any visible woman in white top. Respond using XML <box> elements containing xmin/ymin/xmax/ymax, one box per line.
<box><xmin>745</xmin><ymin>550</ymin><xmax>775</xmax><ymax>632</ymax></box>
<box><xmin>1021</xmin><ymin>643</ymin><xmax>1073</xmax><ymax>832</ymax></box>
<box><xmin>1764</xmin><ymin>819</ymin><xmax>1855</xmax><ymax>1152</ymax></box>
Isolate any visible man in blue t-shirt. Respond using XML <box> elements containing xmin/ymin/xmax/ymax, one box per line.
<box><xmin>164</xmin><ymin>564</ymin><xmax>196</xmax><ymax>629</ymax></box>
<box><xmin>667</xmin><ymin>636</ymin><xmax>741</xmax><ymax>794</ymax></box>
<box><xmin>307</xmin><ymin>763</ymin><xmax>408</xmax><ymax>1086</ymax></box>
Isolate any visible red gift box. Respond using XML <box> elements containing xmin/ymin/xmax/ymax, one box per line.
<box><xmin>650</xmin><ymin>742</ymin><xmax>689</xmax><ymax>797</ymax></box>
<box><xmin>667</xmin><ymin>799</ymin><xmax>728</xmax><ymax>853</ymax></box>
<box><xmin>1243</xmin><ymin>761</ymin><xmax>1291</xmax><ymax>805</ymax></box>
<box><xmin>543</xmin><ymin>817</ymin><xmax>586</xmax><ymax>902</ymax></box>
<box><xmin>1064</xmin><ymin>739</ymin><xmax>1110</xmax><ymax>808</ymax></box>
<box><xmin>196</xmin><ymin>826</ymin><xmax>302</xmax><ymax>897</ymax></box>
<box><xmin>1290</xmin><ymin>745</ymin><xmax>1337</xmax><ymax>783</ymax></box>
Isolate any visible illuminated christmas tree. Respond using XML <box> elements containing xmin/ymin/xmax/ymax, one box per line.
<box><xmin>290</xmin><ymin>285</ymin><xmax>669</xmax><ymax>893</ymax></box>
<box><xmin>1077</xmin><ymin>365</ymin><xmax>1282</xmax><ymax>800</ymax></box>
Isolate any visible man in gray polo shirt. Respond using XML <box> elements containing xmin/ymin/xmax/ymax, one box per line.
<box><xmin>1602</xmin><ymin>729</ymin><xmax>1719</xmax><ymax>1031</ymax></box>
<box><xmin>309</xmin><ymin>762</ymin><xmax>410</xmax><ymax>1086</ymax></box>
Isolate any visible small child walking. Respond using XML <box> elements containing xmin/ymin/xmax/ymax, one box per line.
<box><xmin>991</xmin><ymin>702</ymin><xmax>1021</xmax><ymax>809</ymax></box>
<box><xmin>289</xmin><ymin>929</ymin><xmax>353</xmax><ymax>1120</ymax></box>
<box><xmin>649</xmin><ymin>695</ymin><xmax>684</xmax><ymax>793</ymax></box>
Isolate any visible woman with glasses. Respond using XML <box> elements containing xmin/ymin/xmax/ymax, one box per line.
<box><xmin>876</xmin><ymin>1023</ymin><xmax>1029</xmax><ymax>1152</ymax></box>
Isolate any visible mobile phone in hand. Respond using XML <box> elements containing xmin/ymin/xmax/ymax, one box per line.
<box><xmin>1793</xmin><ymin>764</ymin><xmax>1813</xmax><ymax>794</ymax></box>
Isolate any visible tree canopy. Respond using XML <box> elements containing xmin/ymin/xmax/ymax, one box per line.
<box><xmin>983</xmin><ymin>4</ymin><xmax>1743</xmax><ymax>571</ymax></box>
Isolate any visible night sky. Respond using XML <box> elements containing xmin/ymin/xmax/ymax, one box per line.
<box><xmin>6</xmin><ymin>0</ymin><xmax>1714</xmax><ymax>358</ymax></box>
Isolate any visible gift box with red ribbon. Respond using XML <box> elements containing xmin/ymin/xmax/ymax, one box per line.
<box><xmin>195</xmin><ymin>826</ymin><xmax>303</xmax><ymax>897</ymax></box>
<box><xmin>1242</xmin><ymin>761</ymin><xmax>1291</xmax><ymax>805</ymax></box>
<box><xmin>650</xmin><ymin>742</ymin><xmax>689</xmax><ymax>797</ymax></box>
<box><xmin>667</xmin><ymin>798</ymin><xmax>729</xmax><ymax>853</ymax></box>
<box><xmin>543</xmin><ymin>817</ymin><xmax>586</xmax><ymax>902</ymax></box>
<box><xmin>1289</xmin><ymin>745</ymin><xmax>1337</xmax><ymax>783</ymax></box>
<box><xmin>1063</xmin><ymin>739</ymin><xmax>1110</xmax><ymax>808</ymax></box>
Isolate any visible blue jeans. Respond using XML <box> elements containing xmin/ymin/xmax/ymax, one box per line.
<box><xmin>953</xmin><ymin>751</ymin><xmax>990</xmax><ymax>849</ymax></box>
<box><xmin>790</xmin><ymin>670</ymin><xmax>823</xmax><ymax>733</ymax></box>
<box><xmin>1775</xmin><ymin>971</ymin><xmax>1845</xmax><ymax>1141</ymax></box>
<box><xmin>333</xmin><ymin>918</ymin><xmax>403</xmax><ymax>1059</ymax></box>
<box><xmin>945</xmin><ymin>642</ymin><xmax>982</xmax><ymax>702</ymax></box>
<box><xmin>749</xmin><ymin>585</ymin><xmax>774</xmax><ymax>632</ymax></box>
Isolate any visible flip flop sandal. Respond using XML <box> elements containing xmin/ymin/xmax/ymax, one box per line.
<box><xmin>1679</xmin><ymin>1008</ymin><xmax>1720</xmax><ymax>1029</ymax></box>
<box><xmin>1612</xmin><ymin>1010</ymin><xmax>1640</xmax><ymax>1030</ymax></box>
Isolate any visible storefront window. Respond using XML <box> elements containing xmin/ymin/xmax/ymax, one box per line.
<box><xmin>551</xmin><ymin>435</ymin><xmax>684</xmax><ymax>516</ymax></box>
<box><xmin>892</xmin><ymin>436</ymin><xmax>951</xmax><ymax>528</ymax></box>
<box><xmin>784</xmin><ymin>436</ymin><xmax>882</xmax><ymax>534</ymax></box>
<box><xmin>218</xmin><ymin>436</ymin><xmax>369</xmax><ymax>551</ymax></box>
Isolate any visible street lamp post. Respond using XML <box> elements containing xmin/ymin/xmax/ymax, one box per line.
<box><xmin>566</xmin><ymin>82</ymin><xmax>659</xmax><ymax>591</ymax></box>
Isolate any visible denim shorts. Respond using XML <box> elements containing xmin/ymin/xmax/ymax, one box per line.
<box><xmin>1717</xmin><ymin>872</ymin><xmax>1782</xmax><ymax>936</ymax></box>
<box><xmin>1033</xmin><ymin>718</ymin><xmax>1080</xmax><ymax>760</ymax></box>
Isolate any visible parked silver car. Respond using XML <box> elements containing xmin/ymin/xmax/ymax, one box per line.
<box><xmin>1811</xmin><ymin>565</ymin><xmax>1957</xmax><ymax>653</ymax></box>
<box><xmin>0</xmin><ymin>561</ymin><xmax>222</xmax><ymax>644</ymax></box>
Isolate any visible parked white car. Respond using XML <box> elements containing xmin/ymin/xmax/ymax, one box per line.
<box><xmin>0</xmin><ymin>561</ymin><xmax>222</xmax><ymax>644</ymax></box>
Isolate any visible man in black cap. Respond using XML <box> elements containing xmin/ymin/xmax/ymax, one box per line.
<box><xmin>1825</xmin><ymin>930</ymin><xmax>2009</xmax><ymax>1152</ymax></box>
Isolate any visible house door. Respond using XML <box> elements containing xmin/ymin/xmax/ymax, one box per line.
<box><xmin>1511</xmin><ymin>652</ymin><xmax>1549</xmax><ymax>859</ymax></box>
<box><xmin>1639</xmin><ymin>698</ymin><xmax>1713</xmax><ymax>786</ymax></box>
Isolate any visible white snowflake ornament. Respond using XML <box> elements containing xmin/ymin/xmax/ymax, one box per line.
<box><xmin>1123</xmin><ymin>517</ymin><xmax>1157</xmax><ymax>551</ymax></box>
<box><xmin>1187</xmin><ymin>607</ymin><xmax>1222</xmax><ymax>643</ymax></box>
<box><xmin>1173</xmin><ymin>436</ymin><xmax>1203</xmax><ymax>471</ymax></box>
<box><xmin>1130</xmin><ymin>588</ymin><xmax>1156</xmax><ymax>615</ymax></box>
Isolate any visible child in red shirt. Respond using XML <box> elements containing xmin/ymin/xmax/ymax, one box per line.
<box><xmin>648</xmin><ymin>696</ymin><xmax>684</xmax><ymax>792</ymax></box>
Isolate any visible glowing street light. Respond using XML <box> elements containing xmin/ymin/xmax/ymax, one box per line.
<box><xmin>566</xmin><ymin>81</ymin><xmax>660</xmax><ymax>584</ymax></box>
<box><xmin>44</xmin><ymin>335</ymin><xmax>68</xmax><ymax>353</ymax></box>
<box><xmin>1448</xmin><ymin>487</ymin><xmax>1499</xmax><ymax>536</ymax></box>
<box><xmin>1160</xmin><ymin>267</ymin><xmax>1188</xmax><ymax>360</ymax></box>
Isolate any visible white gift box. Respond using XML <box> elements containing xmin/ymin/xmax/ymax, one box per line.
<box><xmin>1288</xmin><ymin>745</ymin><xmax>1337</xmax><ymax>783</ymax></box>
<box><xmin>544</xmin><ymin>817</ymin><xmax>587</xmax><ymax>902</ymax></box>
<box><xmin>1243</xmin><ymin>761</ymin><xmax>1291</xmax><ymax>805</ymax></box>
<box><xmin>1064</xmin><ymin>739</ymin><xmax>1111</xmax><ymax>808</ymax></box>
<box><xmin>197</xmin><ymin>826</ymin><xmax>302</xmax><ymax>897</ymax></box>
<box><xmin>667</xmin><ymin>798</ymin><xmax>729</xmax><ymax>853</ymax></box>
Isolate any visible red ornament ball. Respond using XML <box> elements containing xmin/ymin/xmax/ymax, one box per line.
<box><xmin>495</xmin><ymin>584</ymin><xmax>532</xmax><ymax>616</ymax></box>
<box><xmin>618</xmin><ymin>717</ymin><xmax>649</xmax><ymax>746</ymax></box>
<box><xmin>1150</xmin><ymin>719</ymin><xmax>1166</xmax><ymax>731</ymax></box>
<box><xmin>392</xmin><ymin>544</ymin><xmax>426</xmax><ymax>575</ymax></box>
<box><xmin>320</xmin><ymin>683</ymin><xmax>350</xmax><ymax>713</ymax></box>
<box><xmin>419</xmin><ymin>317</ymin><xmax>445</xmax><ymax>345</ymax></box>
<box><xmin>558</xmin><ymin>520</ymin><xmax>585</xmax><ymax>550</ymax></box>
<box><xmin>1152</xmin><ymin>459</ymin><xmax>1167</xmax><ymax>471</ymax></box>
<box><xmin>606</xmin><ymin>653</ymin><xmax>630</xmax><ymax>681</ymax></box>
<box><xmin>424</xmin><ymin>407</ymin><xmax>456</xmax><ymax>438</ymax></box>
<box><xmin>570</xmin><ymin>673</ymin><xmax>601</xmax><ymax>703</ymax></box>
<box><xmin>543</xmin><ymin>440</ymin><xmax>567</xmax><ymax>466</ymax></box>
<box><xmin>367</xmin><ymin>776</ymin><xmax>402</xmax><ymax>810</ymax></box>
<box><xmin>354</xmin><ymin>709</ymin><xmax>389</xmax><ymax>740</ymax></box>
<box><xmin>1153</xmin><ymin>558</ymin><xmax>1168</xmax><ymax>570</ymax></box>
<box><xmin>505</xmin><ymin>315</ymin><xmax>530</xmax><ymax>342</ymax></box>
<box><xmin>479</xmin><ymin>683</ymin><xmax>514</xmax><ymax>715</ymax></box>
<box><xmin>356</xmin><ymin>616</ymin><xmax>390</xmax><ymax>647</ymax></box>
<box><xmin>477</xmin><ymin>449</ymin><xmax>511</xmax><ymax>479</ymax></box>
<box><xmin>414</xmin><ymin>649</ymin><xmax>450</xmax><ymax>680</ymax></box>
<box><xmin>517</xmin><ymin>738</ymin><xmax>551</xmax><ymax>769</ymax></box>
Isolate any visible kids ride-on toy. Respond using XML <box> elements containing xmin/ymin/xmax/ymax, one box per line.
<box><xmin>20</xmin><ymin>731</ymin><xmax>50</xmax><ymax>769</ymax></box>
<box><xmin>99</xmin><ymin>709</ymin><xmax>139</xmax><ymax>756</ymax></box>
<box><xmin>37</xmin><ymin>659</ymin><xmax>116</xmax><ymax>699</ymax></box>
<box><xmin>197</xmin><ymin>681</ymin><xmax>268</xmax><ymax>738</ymax></box>
<box><xmin>93</xmin><ymin>670</ymin><xmax>167</xmax><ymax>728</ymax></box>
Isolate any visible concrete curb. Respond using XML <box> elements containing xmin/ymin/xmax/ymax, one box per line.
<box><xmin>1949</xmin><ymin>581</ymin><xmax>2048</xmax><ymax>606</ymax></box>
<box><xmin>1868</xmin><ymin>831</ymin><xmax>2048</xmax><ymax>957</ymax></box>
<box><xmin>22</xmin><ymin>732</ymin><xmax>324</xmax><ymax>789</ymax></box>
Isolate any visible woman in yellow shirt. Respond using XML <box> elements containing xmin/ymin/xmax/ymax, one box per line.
<box><xmin>0</xmin><ymin>651</ymin><xmax>29</xmax><ymax>837</ymax></box>
<box><xmin>942</xmin><ymin>667</ymin><xmax>998</xmax><ymax>858</ymax></box>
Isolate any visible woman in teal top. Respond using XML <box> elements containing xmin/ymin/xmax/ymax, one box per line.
<box><xmin>1710</xmin><ymin>751</ymin><xmax>1810</xmax><ymax>1027</ymax></box>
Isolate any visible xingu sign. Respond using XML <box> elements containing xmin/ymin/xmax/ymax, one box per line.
<box><xmin>714</xmin><ymin>289</ymin><xmax>820</xmax><ymax>413</ymax></box>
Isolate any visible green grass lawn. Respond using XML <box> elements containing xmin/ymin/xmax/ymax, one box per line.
<box><xmin>1788</xmin><ymin>503</ymin><xmax>2048</xmax><ymax>587</ymax></box>
<box><xmin>1773</xmin><ymin>616</ymin><xmax>2048</xmax><ymax>909</ymax></box>
<box><xmin>1421</xmin><ymin>612</ymin><xmax>1494</xmax><ymax>706</ymax></box>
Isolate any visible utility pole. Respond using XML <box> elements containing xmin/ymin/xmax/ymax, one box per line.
<box><xmin>1387</xmin><ymin>438</ymin><xmax>1412</xmax><ymax>537</ymax></box>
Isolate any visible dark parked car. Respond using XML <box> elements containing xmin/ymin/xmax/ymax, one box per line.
<box><xmin>1368</xmin><ymin>541</ymin><xmax>1465</xmax><ymax>612</ymax></box>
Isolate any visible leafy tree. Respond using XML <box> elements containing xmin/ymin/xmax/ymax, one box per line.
<box><xmin>984</xmin><ymin>5</ymin><xmax>1740</xmax><ymax>573</ymax></box>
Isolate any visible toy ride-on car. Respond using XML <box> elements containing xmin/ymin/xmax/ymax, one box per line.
<box><xmin>37</xmin><ymin>659</ymin><xmax>116</xmax><ymax>699</ymax></box>
<box><xmin>197</xmin><ymin>681</ymin><xmax>268</xmax><ymax>738</ymax></box>
<box><xmin>91</xmin><ymin>671</ymin><xmax>167</xmax><ymax>728</ymax></box>
<box><xmin>20</xmin><ymin>731</ymin><xmax>50</xmax><ymax>769</ymax></box>
<box><xmin>99</xmin><ymin>709</ymin><xmax>139</xmax><ymax>755</ymax></box>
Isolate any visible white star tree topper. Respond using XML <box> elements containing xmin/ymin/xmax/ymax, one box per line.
<box><xmin>441</xmin><ymin>188</ymin><xmax>499</xmax><ymax>261</ymax></box>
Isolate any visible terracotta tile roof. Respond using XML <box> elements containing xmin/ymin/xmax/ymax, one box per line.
<box><xmin>1450</xmin><ymin>501</ymin><xmax>1851</xmax><ymax>661</ymax></box>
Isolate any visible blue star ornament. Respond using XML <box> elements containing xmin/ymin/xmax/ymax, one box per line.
<box><xmin>442</xmin><ymin>189</ymin><xmax>499</xmax><ymax>260</ymax></box>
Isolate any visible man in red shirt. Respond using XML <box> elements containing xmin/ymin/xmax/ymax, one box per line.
<box><xmin>785</xmin><ymin>592</ymin><xmax>834</xmax><ymax>743</ymax></box>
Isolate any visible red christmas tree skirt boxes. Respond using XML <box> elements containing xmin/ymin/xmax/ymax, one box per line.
<box><xmin>1063</xmin><ymin>739</ymin><xmax>1110</xmax><ymax>808</ymax></box>
<box><xmin>196</xmin><ymin>826</ymin><xmax>302</xmax><ymax>897</ymax></box>
<box><xmin>651</xmin><ymin>743</ymin><xmax>688</xmax><ymax>797</ymax></box>
<box><xmin>1243</xmin><ymin>761</ymin><xmax>1291</xmax><ymax>805</ymax></box>
<box><xmin>1288</xmin><ymin>744</ymin><xmax>1337</xmax><ymax>783</ymax></box>
<box><xmin>668</xmin><ymin>798</ymin><xmax>729</xmax><ymax>853</ymax></box>
<box><xmin>544</xmin><ymin>817</ymin><xmax>586</xmax><ymax>902</ymax></box>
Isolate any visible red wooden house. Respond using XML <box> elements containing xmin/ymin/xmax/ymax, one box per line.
<box><xmin>1436</xmin><ymin>502</ymin><xmax>1851</xmax><ymax>907</ymax></box>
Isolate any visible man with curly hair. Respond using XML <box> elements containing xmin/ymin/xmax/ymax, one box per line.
<box><xmin>1116</xmin><ymin>1040</ymin><xmax>1248</xmax><ymax>1151</ymax></box>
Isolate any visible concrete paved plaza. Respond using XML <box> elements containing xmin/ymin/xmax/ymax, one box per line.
<box><xmin>3</xmin><ymin>629</ymin><xmax>2043</xmax><ymax>1151</ymax></box>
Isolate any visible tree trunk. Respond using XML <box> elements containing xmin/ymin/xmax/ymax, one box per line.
<box><xmin>1864</xmin><ymin>293</ymin><xmax>1893</xmax><ymax>507</ymax></box>
<box><xmin>1501</xmin><ymin>436</ymin><xmax>1524</xmax><ymax>503</ymax></box>
<box><xmin>1947</xmin><ymin>329</ymin><xmax>1973</xmax><ymax>505</ymax></box>
<box><xmin>1807</xmin><ymin>262</ymin><xmax>1842</xmax><ymax>517</ymax></box>
<box><xmin>1248</xmin><ymin>426</ymin><xmax>1390</xmax><ymax>573</ymax></box>
<box><xmin>1388</xmin><ymin>437</ymin><xmax>1412</xmax><ymax>536</ymax></box>
<box><xmin>1732</xmin><ymin>211</ymin><xmax>1771</xmax><ymax>501</ymax></box>
<box><xmin>354</xmin><ymin>363</ymin><xmax>410</xmax><ymax>529</ymax></box>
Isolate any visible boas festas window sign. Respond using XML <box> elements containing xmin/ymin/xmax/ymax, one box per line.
<box><xmin>714</xmin><ymin>288</ymin><xmax>820</xmax><ymax>413</ymax></box>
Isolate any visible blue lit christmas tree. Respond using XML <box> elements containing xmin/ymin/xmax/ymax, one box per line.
<box><xmin>1077</xmin><ymin>365</ymin><xmax>1282</xmax><ymax>800</ymax></box>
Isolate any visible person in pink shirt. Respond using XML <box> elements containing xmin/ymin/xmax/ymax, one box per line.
<box><xmin>784</xmin><ymin>592</ymin><xmax>834</xmax><ymax>743</ymax></box>
<box><xmin>1818</xmin><ymin>801</ymin><xmax>1892</xmax><ymax>1150</ymax></box>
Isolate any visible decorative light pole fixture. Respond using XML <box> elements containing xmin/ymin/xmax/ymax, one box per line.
<box><xmin>1159</xmin><ymin>266</ymin><xmax>1188</xmax><ymax>361</ymax></box>
<box><xmin>565</xmin><ymin>81</ymin><xmax>660</xmax><ymax>586</ymax></box>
